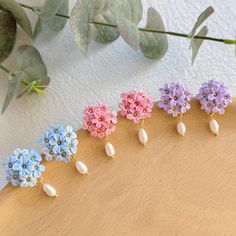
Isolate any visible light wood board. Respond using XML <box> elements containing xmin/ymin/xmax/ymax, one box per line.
<box><xmin>1</xmin><ymin>99</ymin><xmax>236</xmax><ymax>236</ymax></box>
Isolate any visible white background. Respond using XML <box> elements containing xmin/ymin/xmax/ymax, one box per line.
<box><xmin>1</xmin><ymin>0</ymin><xmax>236</xmax><ymax>189</ymax></box>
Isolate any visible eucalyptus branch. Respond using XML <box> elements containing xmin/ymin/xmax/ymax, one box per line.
<box><xmin>19</xmin><ymin>3</ymin><xmax>236</xmax><ymax>45</ymax></box>
<box><xmin>0</xmin><ymin>64</ymin><xmax>11</xmax><ymax>74</ymax></box>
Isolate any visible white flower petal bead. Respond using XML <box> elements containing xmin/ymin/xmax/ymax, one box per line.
<box><xmin>105</xmin><ymin>142</ymin><xmax>115</xmax><ymax>158</ymax></box>
<box><xmin>75</xmin><ymin>161</ymin><xmax>88</xmax><ymax>175</ymax></box>
<box><xmin>43</xmin><ymin>184</ymin><xmax>57</xmax><ymax>197</ymax></box>
<box><xmin>209</xmin><ymin>119</ymin><xmax>219</xmax><ymax>135</ymax></box>
<box><xmin>177</xmin><ymin>121</ymin><xmax>186</xmax><ymax>136</ymax></box>
<box><xmin>138</xmin><ymin>128</ymin><xmax>148</xmax><ymax>145</ymax></box>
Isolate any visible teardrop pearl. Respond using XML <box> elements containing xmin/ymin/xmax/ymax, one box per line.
<box><xmin>75</xmin><ymin>161</ymin><xmax>88</xmax><ymax>175</ymax></box>
<box><xmin>209</xmin><ymin>119</ymin><xmax>219</xmax><ymax>135</ymax></box>
<box><xmin>138</xmin><ymin>128</ymin><xmax>148</xmax><ymax>145</ymax></box>
<box><xmin>43</xmin><ymin>184</ymin><xmax>57</xmax><ymax>197</ymax></box>
<box><xmin>105</xmin><ymin>142</ymin><xmax>115</xmax><ymax>158</ymax></box>
<box><xmin>177</xmin><ymin>121</ymin><xmax>186</xmax><ymax>136</ymax></box>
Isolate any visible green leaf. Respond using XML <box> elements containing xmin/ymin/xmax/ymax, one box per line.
<box><xmin>0</xmin><ymin>11</ymin><xmax>16</xmax><ymax>62</ymax></box>
<box><xmin>116</xmin><ymin>0</ymin><xmax>143</xmax><ymax>24</ymax></box>
<box><xmin>191</xmin><ymin>26</ymin><xmax>208</xmax><ymax>65</ymax></box>
<box><xmin>117</xmin><ymin>18</ymin><xmax>139</xmax><ymax>49</ymax></box>
<box><xmin>139</xmin><ymin>8</ymin><xmax>168</xmax><ymax>60</ymax></box>
<box><xmin>0</xmin><ymin>0</ymin><xmax>33</xmax><ymax>38</ymax></box>
<box><xmin>34</xmin><ymin>0</ymin><xmax>69</xmax><ymax>38</ymax></box>
<box><xmin>190</xmin><ymin>6</ymin><xmax>214</xmax><ymax>47</ymax></box>
<box><xmin>1</xmin><ymin>72</ymin><xmax>22</xmax><ymax>114</ymax></box>
<box><xmin>38</xmin><ymin>0</ymin><xmax>66</xmax><ymax>24</ymax></box>
<box><xmin>69</xmin><ymin>0</ymin><xmax>94</xmax><ymax>55</ymax></box>
<box><xmin>48</xmin><ymin>0</ymin><xmax>68</xmax><ymax>32</ymax></box>
<box><xmin>91</xmin><ymin>0</ymin><xmax>119</xmax><ymax>44</ymax></box>
<box><xmin>116</xmin><ymin>0</ymin><xmax>143</xmax><ymax>49</ymax></box>
<box><xmin>34</xmin><ymin>17</ymin><xmax>42</xmax><ymax>39</ymax></box>
<box><xmin>15</xmin><ymin>45</ymin><xmax>47</xmax><ymax>83</ymax></box>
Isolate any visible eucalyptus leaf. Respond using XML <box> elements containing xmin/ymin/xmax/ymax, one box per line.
<box><xmin>15</xmin><ymin>45</ymin><xmax>47</xmax><ymax>83</ymax></box>
<box><xmin>1</xmin><ymin>72</ymin><xmax>22</xmax><ymax>114</ymax></box>
<box><xmin>39</xmin><ymin>0</ymin><xmax>66</xmax><ymax>24</ymax></box>
<box><xmin>34</xmin><ymin>17</ymin><xmax>42</xmax><ymax>39</ymax></box>
<box><xmin>139</xmin><ymin>7</ymin><xmax>168</xmax><ymax>60</ymax></box>
<box><xmin>91</xmin><ymin>0</ymin><xmax>119</xmax><ymax>44</ymax></box>
<box><xmin>117</xmin><ymin>18</ymin><xmax>139</xmax><ymax>49</ymax></box>
<box><xmin>70</xmin><ymin>0</ymin><xmax>94</xmax><ymax>55</ymax></box>
<box><xmin>0</xmin><ymin>0</ymin><xmax>33</xmax><ymax>38</ymax></box>
<box><xmin>34</xmin><ymin>0</ymin><xmax>69</xmax><ymax>38</ymax></box>
<box><xmin>0</xmin><ymin>11</ymin><xmax>16</xmax><ymax>62</ymax></box>
<box><xmin>190</xmin><ymin>6</ymin><xmax>214</xmax><ymax>47</ymax></box>
<box><xmin>116</xmin><ymin>0</ymin><xmax>143</xmax><ymax>49</ymax></box>
<box><xmin>116</xmin><ymin>0</ymin><xmax>143</xmax><ymax>24</ymax></box>
<box><xmin>48</xmin><ymin>0</ymin><xmax>68</xmax><ymax>32</ymax></box>
<box><xmin>191</xmin><ymin>25</ymin><xmax>208</xmax><ymax>65</ymax></box>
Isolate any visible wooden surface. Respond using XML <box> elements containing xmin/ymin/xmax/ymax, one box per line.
<box><xmin>1</xmin><ymin>99</ymin><xmax>236</xmax><ymax>236</ymax></box>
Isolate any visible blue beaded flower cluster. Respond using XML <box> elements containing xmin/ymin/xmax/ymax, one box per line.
<box><xmin>4</xmin><ymin>149</ymin><xmax>45</xmax><ymax>187</ymax></box>
<box><xmin>40</xmin><ymin>124</ymin><xmax>78</xmax><ymax>163</ymax></box>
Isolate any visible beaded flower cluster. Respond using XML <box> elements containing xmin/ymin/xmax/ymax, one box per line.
<box><xmin>4</xmin><ymin>148</ymin><xmax>45</xmax><ymax>187</ymax></box>
<box><xmin>196</xmin><ymin>80</ymin><xmax>232</xmax><ymax>115</ymax></box>
<box><xmin>158</xmin><ymin>82</ymin><xmax>193</xmax><ymax>117</ymax></box>
<box><xmin>119</xmin><ymin>90</ymin><xmax>153</xmax><ymax>124</ymax></box>
<box><xmin>83</xmin><ymin>103</ymin><xmax>117</xmax><ymax>139</ymax></box>
<box><xmin>40</xmin><ymin>125</ymin><xmax>78</xmax><ymax>163</ymax></box>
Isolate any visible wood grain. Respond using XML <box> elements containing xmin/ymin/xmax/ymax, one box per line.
<box><xmin>1</xmin><ymin>99</ymin><xmax>236</xmax><ymax>236</ymax></box>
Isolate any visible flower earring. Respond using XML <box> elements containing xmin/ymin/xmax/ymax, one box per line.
<box><xmin>119</xmin><ymin>90</ymin><xmax>153</xmax><ymax>145</ymax></box>
<box><xmin>3</xmin><ymin>148</ymin><xmax>57</xmax><ymax>197</ymax></box>
<box><xmin>158</xmin><ymin>82</ymin><xmax>193</xmax><ymax>136</ymax></box>
<box><xmin>196</xmin><ymin>80</ymin><xmax>232</xmax><ymax>135</ymax></box>
<box><xmin>40</xmin><ymin>124</ymin><xmax>88</xmax><ymax>175</ymax></box>
<box><xmin>83</xmin><ymin>103</ymin><xmax>117</xmax><ymax>158</ymax></box>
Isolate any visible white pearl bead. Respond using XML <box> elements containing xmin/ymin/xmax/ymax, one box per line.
<box><xmin>209</xmin><ymin>119</ymin><xmax>219</xmax><ymax>135</ymax></box>
<box><xmin>75</xmin><ymin>161</ymin><xmax>88</xmax><ymax>175</ymax></box>
<box><xmin>177</xmin><ymin>121</ymin><xmax>186</xmax><ymax>136</ymax></box>
<box><xmin>43</xmin><ymin>184</ymin><xmax>57</xmax><ymax>197</ymax></box>
<box><xmin>105</xmin><ymin>142</ymin><xmax>115</xmax><ymax>158</ymax></box>
<box><xmin>138</xmin><ymin>127</ymin><xmax>148</xmax><ymax>145</ymax></box>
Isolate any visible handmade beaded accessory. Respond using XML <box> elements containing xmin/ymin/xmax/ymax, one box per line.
<box><xmin>119</xmin><ymin>90</ymin><xmax>153</xmax><ymax>145</ymax></box>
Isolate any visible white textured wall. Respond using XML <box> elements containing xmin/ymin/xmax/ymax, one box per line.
<box><xmin>1</xmin><ymin>0</ymin><xmax>236</xmax><ymax>189</ymax></box>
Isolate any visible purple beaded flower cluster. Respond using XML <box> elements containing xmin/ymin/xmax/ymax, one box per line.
<box><xmin>196</xmin><ymin>80</ymin><xmax>232</xmax><ymax>115</ymax></box>
<box><xmin>157</xmin><ymin>82</ymin><xmax>193</xmax><ymax>117</ymax></box>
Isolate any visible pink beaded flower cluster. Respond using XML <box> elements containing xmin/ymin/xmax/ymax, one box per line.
<box><xmin>119</xmin><ymin>90</ymin><xmax>153</xmax><ymax>124</ymax></box>
<box><xmin>83</xmin><ymin>103</ymin><xmax>117</xmax><ymax>139</ymax></box>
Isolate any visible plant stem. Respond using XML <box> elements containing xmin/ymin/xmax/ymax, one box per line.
<box><xmin>19</xmin><ymin>3</ymin><xmax>236</xmax><ymax>45</ymax></box>
<box><xmin>0</xmin><ymin>64</ymin><xmax>11</xmax><ymax>74</ymax></box>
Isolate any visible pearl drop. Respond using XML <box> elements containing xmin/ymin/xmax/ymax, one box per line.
<box><xmin>43</xmin><ymin>184</ymin><xmax>57</xmax><ymax>197</ymax></box>
<box><xmin>75</xmin><ymin>161</ymin><xmax>88</xmax><ymax>175</ymax></box>
<box><xmin>105</xmin><ymin>142</ymin><xmax>115</xmax><ymax>158</ymax></box>
<box><xmin>177</xmin><ymin>121</ymin><xmax>186</xmax><ymax>136</ymax></box>
<box><xmin>138</xmin><ymin>127</ymin><xmax>148</xmax><ymax>145</ymax></box>
<box><xmin>209</xmin><ymin>119</ymin><xmax>219</xmax><ymax>135</ymax></box>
